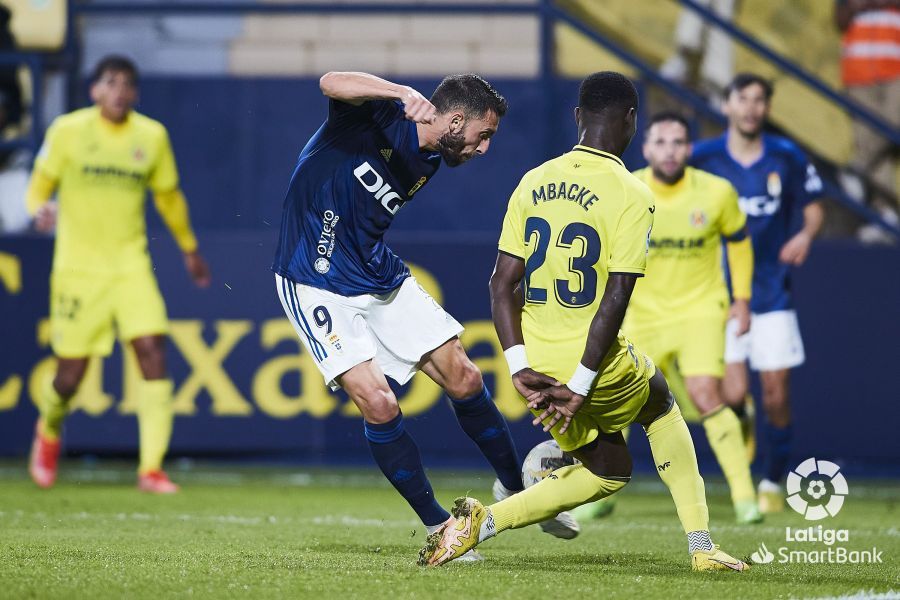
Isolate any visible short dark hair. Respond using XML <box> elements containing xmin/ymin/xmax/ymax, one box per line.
<box><xmin>578</xmin><ymin>71</ymin><xmax>639</xmax><ymax>114</ymax></box>
<box><xmin>646</xmin><ymin>110</ymin><xmax>691</xmax><ymax>140</ymax></box>
<box><xmin>725</xmin><ymin>73</ymin><xmax>773</xmax><ymax>100</ymax></box>
<box><xmin>91</xmin><ymin>55</ymin><xmax>139</xmax><ymax>85</ymax></box>
<box><xmin>430</xmin><ymin>74</ymin><xmax>508</xmax><ymax>119</ymax></box>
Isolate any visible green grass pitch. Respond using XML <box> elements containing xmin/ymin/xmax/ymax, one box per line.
<box><xmin>1</xmin><ymin>462</ymin><xmax>897</xmax><ymax>599</ymax></box>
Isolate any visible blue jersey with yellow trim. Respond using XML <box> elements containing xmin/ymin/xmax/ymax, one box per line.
<box><xmin>691</xmin><ymin>133</ymin><xmax>822</xmax><ymax>313</ymax></box>
<box><xmin>273</xmin><ymin>99</ymin><xmax>441</xmax><ymax>296</ymax></box>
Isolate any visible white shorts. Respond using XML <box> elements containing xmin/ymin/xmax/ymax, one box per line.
<box><xmin>725</xmin><ymin>309</ymin><xmax>805</xmax><ymax>371</ymax></box>
<box><xmin>275</xmin><ymin>274</ymin><xmax>464</xmax><ymax>390</ymax></box>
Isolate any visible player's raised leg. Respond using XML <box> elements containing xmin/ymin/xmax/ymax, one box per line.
<box><xmin>570</xmin><ymin>427</ymin><xmax>628</xmax><ymax>521</ymax></box>
<box><xmin>419</xmin><ymin>339</ymin><xmax>585</xmax><ymax>537</ymax></box>
<box><xmin>29</xmin><ymin>358</ymin><xmax>88</xmax><ymax>488</ymax></box>
<box><xmin>419</xmin><ymin>339</ymin><xmax>523</xmax><ymax>495</ymax></box>
<box><xmin>275</xmin><ymin>276</ymin><xmax>459</xmax><ymax>536</ymax></box>
<box><xmin>339</xmin><ymin>360</ymin><xmax>451</xmax><ymax>528</ymax></box>
<box><xmin>419</xmin><ymin>431</ymin><xmax>631</xmax><ymax>567</ymax></box>
<box><xmin>422</xmin><ymin>371</ymin><xmax>747</xmax><ymax>571</ymax></box>
<box><xmin>131</xmin><ymin>335</ymin><xmax>179</xmax><ymax>494</ymax></box>
<box><xmin>687</xmin><ymin>375</ymin><xmax>761</xmax><ymax>524</ymax></box>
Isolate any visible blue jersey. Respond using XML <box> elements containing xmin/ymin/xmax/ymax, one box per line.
<box><xmin>691</xmin><ymin>133</ymin><xmax>822</xmax><ymax>313</ymax></box>
<box><xmin>273</xmin><ymin>99</ymin><xmax>441</xmax><ymax>295</ymax></box>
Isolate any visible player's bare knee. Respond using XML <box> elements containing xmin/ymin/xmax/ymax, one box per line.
<box><xmin>722</xmin><ymin>366</ymin><xmax>748</xmax><ymax>405</ymax></box>
<box><xmin>572</xmin><ymin>434</ymin><xmax>633</xmax><ymax>480</ymax></box>
<box><xmin>760</xmin><ymin>375</ymin><xmax>787</xmax><ymax>409</ymax></box>
<box><xmin>357</xmin><ymin>387</ymin><xmax>400</xmax><ymax>424</ymax></box>
<box><xmin>582</xmin><ymin>452</ymin><xmax>632</xmax><ymax>481</ymax></box>
<box><xmin>135</xmin><ymin>349</ymin><xmax>166</xmax><ymax>380</ymax></box>
<box><xmin>636</xmin><ymin>371</ymin><xmax>673</xmax><ymax>426</ymax></box>
<box><xmin>53</xmin><ymin>360</ymin><xmax>89</xmax><ymax>397</ymax></box>
<box><xmin>687</xmin><ymin>380</ymin><xmax>724</xmax><ymax>415</ymax></box>
<box><xmin>133</xmin><ymin>336</ymin><xmax>167</xmax><ymax>379</ymax></box>
<box><xmin>54</xmin><ymin>372</ymin><xmax>84</xmax><ymax>398</ymax></box>
<box><xmin>445</xmin><ymin>360</ymin><xmax>483</xmax><ymax>400</ymax></box>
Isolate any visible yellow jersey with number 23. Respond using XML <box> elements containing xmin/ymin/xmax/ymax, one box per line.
<box><xmin>498</xmin><ymin>145</ymin><xmax>655</xmax><ymax>403</ymax></box>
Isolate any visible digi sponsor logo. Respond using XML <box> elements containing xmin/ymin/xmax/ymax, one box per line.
<box><xmin>354</xmin><ymin>161</ymin><xmax>405</xmax><ymax>215</ymax></box>
<box><xmin>739</xmin><ymin>194</ymin><xmax>782</xmax><ymax>217</ymax></box>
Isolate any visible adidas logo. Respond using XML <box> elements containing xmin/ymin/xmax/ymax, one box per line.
<box><xmin>380</xmin><ymin>148</ymin><xmax>392</xmax><ymax>162</ymax></box>
<box><xmin>657</xmin><ymin>461</ymin><xmax>671</xmax><ymax>472</ymax></box>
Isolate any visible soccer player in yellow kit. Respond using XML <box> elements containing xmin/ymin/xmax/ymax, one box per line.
<box><xmin>627</xmin><ymin>112</ymin><xmax>760</xmax><ymax>524</ymax></box>
<box><xmin>25</xmin><ymin>56</ymin><xmax>210</xmax><ymax>493</ymax></box>
<box><xmin>419</xmin><ymin>72</ymin><xmax>747</xmax><ymax>572</ymax></box>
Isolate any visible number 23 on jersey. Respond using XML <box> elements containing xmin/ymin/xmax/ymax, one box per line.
<box><xmin>523</xmin><ymin>217</ymin><xmax>601</xmax><ymax>308</ymax></box>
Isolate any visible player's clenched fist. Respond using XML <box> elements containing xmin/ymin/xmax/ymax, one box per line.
<box><xmin>400</xmin><ymin>87</ymin><xmax>436</xmax><ymax>124</ymax></box>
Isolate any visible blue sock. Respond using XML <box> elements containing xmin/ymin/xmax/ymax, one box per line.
<box><xmin>450</xmin><ymin>384</ymin><xmax>524</xmax><ymax>492</ymax></box>
<box><xmin>764</xmin><ymin>423</ymin><xmax>792</xmax><ymax>483</ymax></box>
<box><xmin>364</xmin><ymin>413</ymin><xmax>450</xmax><ymax>527</ymax></box>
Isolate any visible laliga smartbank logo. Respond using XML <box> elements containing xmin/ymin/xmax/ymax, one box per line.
<box><xmin>750</xmin><ymin>458</ymin><xmax>883</xmax><ymax>566</ymax></box>
<box><xmin>785</xmin><ymin>457</ymin><xmax>848</xmax><ymax>520</ymax></box>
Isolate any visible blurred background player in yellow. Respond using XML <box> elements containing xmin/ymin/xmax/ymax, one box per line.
<box><xmin>575</xmin><ymin>111</ymin><xmax>760</xmax><ymax>525</ymax></box>
<box><xmin>420</xmin><ymin>73</ymin><xmax>748</xmax><ymax>572</ymax></box>
<box><xmin>25</xmin><ymin>55</ymin><xmax>211</xmax><ymax>493</ymax></box>
<box><xmin>692</xmin><ymin>74</ymin><xmax>824</xmax><ymax>513</ymax></box>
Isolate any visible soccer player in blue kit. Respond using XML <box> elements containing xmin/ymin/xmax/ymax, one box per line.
<box><xmin>692</xmin><ymin>73</ymin><xmax>824</xmax><ymax>513</ymax></box>
<box><xmin>272</xmin><ymin>71</ymin><xmax>577</xmax><ymax>552</ymax></box>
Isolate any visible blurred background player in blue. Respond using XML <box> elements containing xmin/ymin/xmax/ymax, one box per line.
<box><xmin>692</xmin><ymin>73</ymin><xmax>825</xmax><ymax>514</ymax></box>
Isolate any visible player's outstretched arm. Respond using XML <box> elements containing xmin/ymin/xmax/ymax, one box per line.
<box><xmin>319</xmin><ymin>71</ymin><xmax>436</xmax><ymax>123</ymax></box>
<box><xmin>153</xmin><ymin>188</ymin><xmax>211</xmax><ymax>288</ymax></box>
<box><xmin>490</xmin><ymin>251</ymin><xmax>559</xmax><ymax>398</ymax></box>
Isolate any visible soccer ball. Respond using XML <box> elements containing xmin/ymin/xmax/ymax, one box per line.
<box><xmin>521</xmin><ymin>439</ymin><xmax>577</xmax><ymax>488</ymax></box>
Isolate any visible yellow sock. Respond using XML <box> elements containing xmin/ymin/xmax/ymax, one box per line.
<box><xmin>702</xmin><ymin>405</ymin><xmax>756</xmax><ymax>504</ymax></box>
<box><xmin>39</xmin><ymin>377</ymin><xmax>68</xmax><ymax>441</ymax></box>
<box><xmin>137</xmin><ymin>379</ymin><xmax>174</xmax><ymax>475</ymax></box>
<box><xmin>645</xmin><ymin>402</ymin><xmax>709</xmax><ymax>534</ymax></box>
<box><xmin>490</xmin><ymin>464</ymin><xmax>628</xmax><ymax>533</ymax></box>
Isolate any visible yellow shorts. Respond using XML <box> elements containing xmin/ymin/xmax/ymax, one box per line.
<box><xmin>50</xmin><ymin>267</ymin><xmax>169</xmax><ymax>358</ymax></box>
<box><xmin>532</xmin><ymin>344</ymin><xmax>656</xmax><ymax>453</ymax></box>
<box><xmin>625</xmin><ymin>312</ymin><xmax>726</xmax><ymax>379</ymax></box>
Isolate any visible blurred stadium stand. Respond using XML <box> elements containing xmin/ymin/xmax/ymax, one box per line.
<box><xmin>0</xmin><ymin>1</ymin><xmax>898</xmax><ymax>476</ymax></box>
